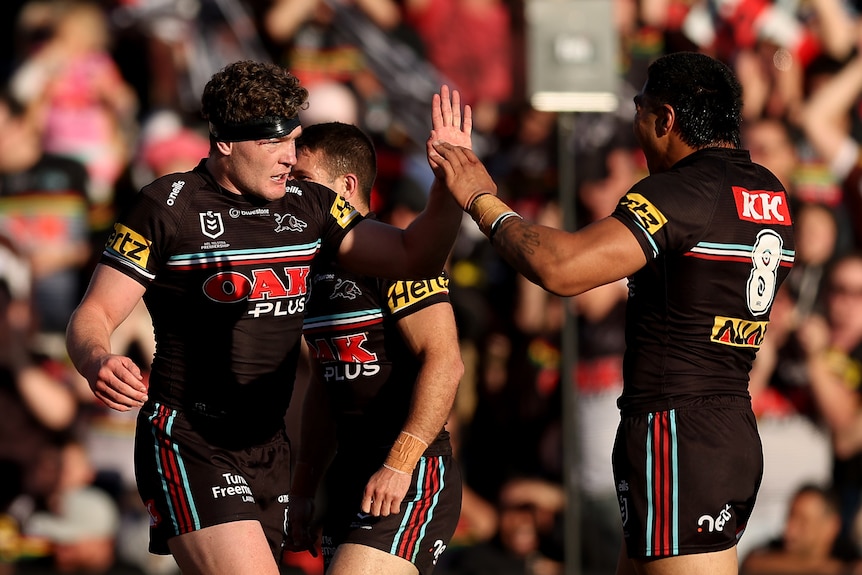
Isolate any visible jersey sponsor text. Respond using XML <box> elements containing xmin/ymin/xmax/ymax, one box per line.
<box><xmin>731</xmin><ymin>187</ymin><xmax>791</xmax><ymax>224</ymax></box>
<box><xmin>106</xmin><ymin>222</ymin><xmax>151</xmax><ymax>269</ymax></box>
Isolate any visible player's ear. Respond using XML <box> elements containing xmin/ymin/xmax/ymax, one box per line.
<box><xmin>658</xmin><ymin>104</ymin><xmax>675</xmax><ymax>135</ymax></box>
<box><xmin>343</xmin><ymin>173</ymin><xmax>360</xmax><ymax>199</ymax></box>
<box><xmin>216</xmin><ymin>140</ymin><xmax>232</xmax><ymax>155</ymax></box>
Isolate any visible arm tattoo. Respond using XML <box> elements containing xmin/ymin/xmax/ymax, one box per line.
<box><xmin>494</xmin><ymin>219</ymin><xmax>540</xmax><ymax>266</ymax></box>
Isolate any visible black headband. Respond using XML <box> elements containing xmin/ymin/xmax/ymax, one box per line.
<box><xmin>209</xmin><ymin>115</ymin><xmax>302</xmax><ymax>142</ymax></box>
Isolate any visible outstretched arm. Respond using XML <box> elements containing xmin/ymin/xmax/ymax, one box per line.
<box><xmin>430</xmin><ymin>141</ymin><xmax>646</xmax><ymax>296</ymax></box>
<box><xmin>337</xmin><ymin>85</ymin><xmax>471</xmax><ymax>279</ymax></box>
<box><xmin>361</xmin><ymin>301</ymin><xmax>464</xmax><ymax>516</ymax></box>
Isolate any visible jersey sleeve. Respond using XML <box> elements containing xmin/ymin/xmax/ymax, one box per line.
<box><xmin>383</xmin><ymin>271</ymin><xmax>451</xmax><ymax>321</ymax></box>
<box><xmin>99</xmin><ymin>179</ymin><xmax>183</xmax><ymax>287</ymax></box>
<box><xmin>299</xmin><ymin>181</ymin><xmax>364</xmax><ymax>261</ymax></box>
<box><xmin>611</xmin><ymin>175</ymin><xmax>715</xmax><ymax>262</ymax></box>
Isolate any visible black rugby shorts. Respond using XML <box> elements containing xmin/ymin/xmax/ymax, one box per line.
<box><xmin>612</xmin><ymin>395</ymin><xmax>763</xmax><ymax>558</ymax></box>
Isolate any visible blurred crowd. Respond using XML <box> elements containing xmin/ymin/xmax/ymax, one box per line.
<box><xmin>4</xmin><ymin>0</ymin><xmax>862</xmax><ymax>574</ymax></box>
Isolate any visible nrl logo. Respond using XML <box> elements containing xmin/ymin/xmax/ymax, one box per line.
<box><xmin>200</xmin><ymin>211</ymin><xmax>224</xmax><ymax>239</ymax></box>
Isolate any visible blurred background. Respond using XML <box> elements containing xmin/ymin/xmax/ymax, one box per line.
<box><xmin>2</xmin><ymin>0</ymin><xmax>862</xmax><ymax>573</ymax></box>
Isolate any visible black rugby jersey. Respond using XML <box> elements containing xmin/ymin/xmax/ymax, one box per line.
<box><xmin>611</xmin><ymin>148</ymin><xmax>796</xmax><ymax>414</ymax></box>
<box><xmin>302</xmin><ymin>242</ymin><xmax>450</xmax><ymax>450</ymax></box>
<box><xmin>100</xmin><ymin>161</ymin><xmax>362</xmax><ymax>427</ymax></box>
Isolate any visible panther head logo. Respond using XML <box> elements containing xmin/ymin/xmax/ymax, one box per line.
<box><xmin>274</xmin><ymin>212</ymin><xmax>308</xmax><ymax>233</ymax></box>
<box><xmin>330</xmin><ymin>279</ymin><xmax>361</xmax><ymax>300</ymax></box>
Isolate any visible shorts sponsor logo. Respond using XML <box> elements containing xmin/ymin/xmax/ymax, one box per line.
<box><xmin>322</xmin><ymin>535</ymin><xmax>336</xmax><ymax>559</ymax></box>
<box><xmin>330</xmin><ymin>195</ymin><xmax>360</xmax><ymax>229</ymax></box>
<box><xmin>386</xmin><ymin>277</ymin><xmax>449</xmax><ymax>313</ymax></box>
<box><xmin>430</xmin><ymin>540</ymin><xmax>447</xmax><ymax>565</ymax></box>
<box><xmin>731</xmin><ymin>187</ymin><xmax>791</xmax><ymax>225</ymax></box>
<box><xmin>711</xmin><ymin>316</ymin><xmax>768</xmax><ymax>348</ymax></box>
<box><xmin>145</xmin><ymin>500</ymin><xmax>161</xmax><ymax>527</ymax></box>
<box><xmin>350</xmin><ymin>512</ymin><xmax>374</xmax><ymax>530</ymax></box>
<box><xmin>617</xmin><ymin>480</ymin><xmax>630</xmax><ymax>527</ymax></box>
<box><xmin>106</xmin><ymin>223</ymin><xmax>151</xmax><ymax>268</ymax></box>
<box><xmin>698</xmin><ymin>503</ymin><xmax>732</xmax><ymax>533</ymax></box>
<box><xmin>200</xmin><ymin>211</ymin><xmax>224</xmax><ymax>239</ymax></box>
<box><xmin>211</xmin><ymin>472</ymin><xmax>254</xmax><ymax>503</ymax></box>
<box><xmin>620</xmin><ymin>192</ymin><xmax>667</xmax><ymax>235</ymax></box>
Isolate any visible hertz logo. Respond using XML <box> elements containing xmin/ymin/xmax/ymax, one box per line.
<box><xmin>386</xmin><ymin>276</ymin><xmax>449</xmax><ymax>314</ymax></box>
<box><xmin>330</xmin><ymin>195</ymin><xmax>361</xmax><ymax>229</ymax></box>
<box><xmin>106</xmin><ymin>223</ymin><xmax>151</xmax><ymax>269</ymax></box>
<box><xmin>620</xmin><ymin>192</ymin><xmax>667</xmax><ymax>235</ymax></box>
<box><xmin>711</xmin><ymin>316</ymin><xmax>768</xmax><ymax>348</ymax></box>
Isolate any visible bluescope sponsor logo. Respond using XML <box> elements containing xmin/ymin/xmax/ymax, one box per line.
<box><xmin>732</xmin><ymin>187</ymin><xmax>791</xmax><ymax>225</ymax></box>
<box><xmin>106</xmin><ymin>223</ymin><xmax>151</xmax><ymax>269</ymax></box>
<box><xmin>711</xmin><ymin>316</ymin><xmax>768</xmax><ymax>348</ymax></box>
<box><xmin>620</xmin><ymin>193</ymin><xmax>667</xmax><ymax>235</ymax></box>
<box><xmin>387</xmin><ymin>276</ymin><xmax>449</xmax><ymax>314</ymax></box>
<box><xmin>330</xmin><ymin>195</ymin><xmax>361</xmax><ymax>229</ymax></box>
<box><xmin>229</xmin><ymin>207</ymin><xmax>270</xmax><ymax>218</ymax></box>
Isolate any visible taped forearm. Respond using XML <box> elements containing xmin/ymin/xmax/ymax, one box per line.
<box><xmin>467</xmin><ymin>193</ymin><xmax>522</xmax><ymax>240</ymax></box>
<box><xmin>383</xmin><ymin>431</ymin><xmax>429</xmax><ymax>474</ymax></box>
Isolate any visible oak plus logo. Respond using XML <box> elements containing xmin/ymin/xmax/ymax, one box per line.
<box><xmin>202</xmin><ymin>266</ymin><xmax>311</xmax><ymax>318</ymax></box>
<box><xmin>731</xmin><ymin>187</ymin><xmax>791</xmax><ymax>225</ymax></box>
<box><xmin>199</xmin><ymin>211</ymin><xmax>224</xmax><ymax>239</ymax></box>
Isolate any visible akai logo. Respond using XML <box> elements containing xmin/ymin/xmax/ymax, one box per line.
<box><xmin>619</xmin><ymin>192</ymin><xmax>667</xmax><ymax>235</ymax></box>
<box><xmin>329</xmin><ymin>195</ymin><xmax>361</xmax><ymax>229</ymax></box>
<box><xmin>731</xmin><ymin>187</ymin><xmax>791</xmax><ymax>225</ymax></box>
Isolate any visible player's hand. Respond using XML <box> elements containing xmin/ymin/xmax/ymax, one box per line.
<box><xmin>85</xmin><ymin>354</ymin><xmax>147</xmax><ymax>411</ymax></box>
<box><xmin>430</xmin><ymin>141</ymin><xmax>498</xmax><ymax>210</ymax></box>
<box><xmin>284</xmin><ymin>495</ymin><xmax>318</xmax><ymax>557</ymax></box>
<box><xmin>361</xmin><ymin>466</ymin><xmax>412</xmax><ymax>517</ymax></box>
<box><xmin>427</xmin><ymin>85</ymin><xmax>472</xmax><ymax>171</ymax></box>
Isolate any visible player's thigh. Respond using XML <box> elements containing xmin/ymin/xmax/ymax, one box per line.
<box><xmin>634</xmin><ymin>546</ymin><xmax>738</xmax><ymax>575</ymax></box>
<box><xmin>328</xmin><ymin>543</ymin><xmax>418</xmax><ymax>575</ymax></box>
<box><xmin>168</xmin><ymin>519</ymin><xmax>281</xmax><ymax>575</ymax></box>
<box><xmin>615</xmin><ymin>539</ymin><xmax>739</xmax><ymax>575</ymax></box>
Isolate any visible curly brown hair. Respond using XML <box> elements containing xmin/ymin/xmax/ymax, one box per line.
<box><xmin>200</xmin><ymin>60</ymin><xmax>308</xmax><ymax>127</ymax></box>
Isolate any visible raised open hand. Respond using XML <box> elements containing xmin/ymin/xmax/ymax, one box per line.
<box><xmin>427</xmin><ymin>85</ymin><xmax>472</xmax><ymax>170</ymax></box>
